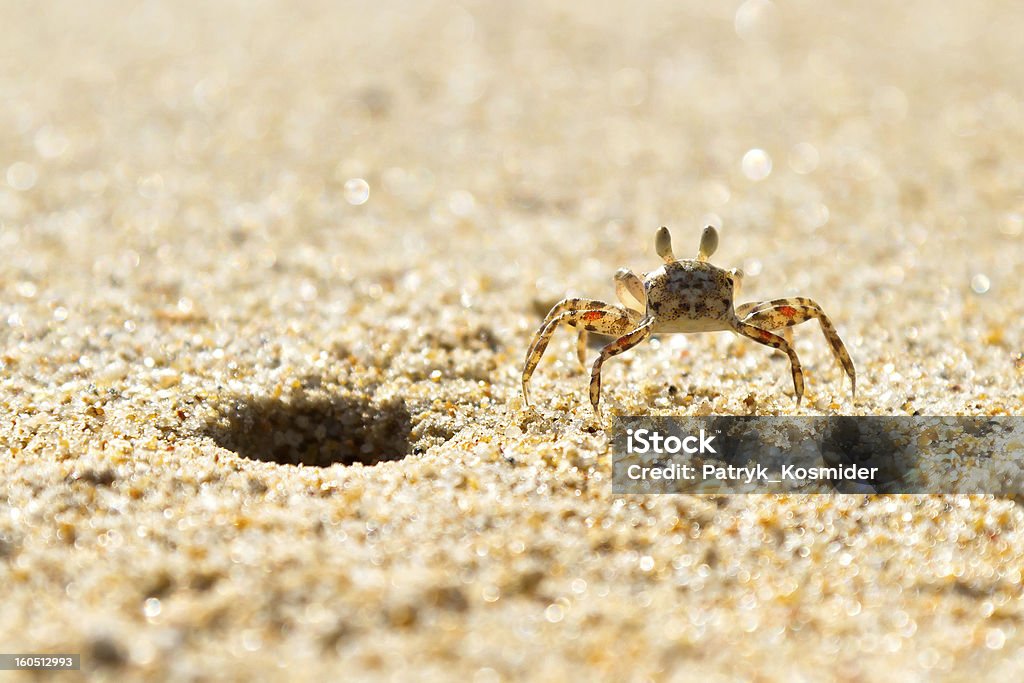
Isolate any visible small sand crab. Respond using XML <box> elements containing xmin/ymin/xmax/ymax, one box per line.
<box><xmin>522</xmin><ymin>225</ymin><xmax>856</xmax><ymax>412</ymax></box>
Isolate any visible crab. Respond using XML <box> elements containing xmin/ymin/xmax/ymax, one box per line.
<box><xmin>522</xmin><ymin>225</ymin><xmax>856</xmax><ymax>413</ymax></box>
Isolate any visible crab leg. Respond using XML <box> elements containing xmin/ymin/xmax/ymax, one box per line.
<box><xmin>736</xmin><ymin>297</ymin><xmax>856</xmax><ymax>396</ymax></box>
<box><xmin>735</xmin><ymin>300</ymin><xmax>792</xmax><ymax>346</ymax></box>
<box><xmin>523</xmin><ymin>307</ymin><xmax>637</xmax><ymax>406</ymax></box>
<box><xmin>731</xmin><ymin>320</ymin><xmax>806</xmax><ymax>405</ymax></box>
<box><xmin>573</xmin><ymin>276</ymin><xmax>648</xmax><ymax>370</ymax></box>
<box><xmin>574</xmin><ymin>305</ymin><xmax>644</xmax><ymax>369</ymax></box>
<box><xmin>534</xmin><ymin>298</ymin><xmax>618</xmax><ymax>328</ymax></box>
<box><xmin>559</xmin><ymin>269</ymin><xmax>650</xmax><ymax>371</ymax></box>
<box><xmin>575</xmin><ymin>328</ymin><xmax>590</xmax><ymax>369</ymax></box>
<box><xmin>527</xmin><ymin>299</ymin><xmax>624</xmax><ymax>359</ymax></box>
<box><xmin>528</xmin><ymin>297</ymin><xmax>621</xmax><ymax>369</ymax></box>
<box><xmin>589</xmin><ymin>318</ymin><xmax>655</xmax><ymax>413</ymax></box>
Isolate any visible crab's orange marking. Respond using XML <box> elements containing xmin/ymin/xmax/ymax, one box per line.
<box><xmin>780</xmin><ymin>306</ymin><xmax>797</xmax><ymax>318</ymax></box>
<box><xmin>583</xmin><ymin>311</ymin><xmax>604</xmax><ymax>321</ymax></box>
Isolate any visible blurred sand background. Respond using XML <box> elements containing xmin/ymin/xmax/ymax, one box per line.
<box><xmin>2</xmin><ymin>0</ymin><xmax>1024</xmax><ymax>679</ymax></box>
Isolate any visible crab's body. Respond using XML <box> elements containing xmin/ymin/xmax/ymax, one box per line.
<box><xmin>522</xmin><ymin>226</ymin><xmax>856</xmax><ymax>412</ymax></box>
<box><xmin>644</xmin><ymin>261</ymin><xmax>736</xmax><ymax>333</ymax></box>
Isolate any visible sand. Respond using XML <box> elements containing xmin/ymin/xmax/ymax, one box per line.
<box><xmin>2</xmin><ymin>0</ymin><xmax>1023</xmax><ymax>680</ymax></box>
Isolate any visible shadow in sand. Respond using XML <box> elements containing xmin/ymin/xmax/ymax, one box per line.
<box><xmin>206</xmin><ymin>392</ymin><xmax>411</xmax><ymax>467</ymax></box>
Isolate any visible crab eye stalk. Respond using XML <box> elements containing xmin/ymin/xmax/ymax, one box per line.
<box><xmin>698</xmin><ymin>225</ymin><xmax>719</xmax><ymax>261</ymax></box>
<box><xmin>655</xmin><ymin>226</ymin><xmax>675</xmax><ymax>263</ymax></box>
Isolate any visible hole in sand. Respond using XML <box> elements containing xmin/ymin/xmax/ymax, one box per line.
<box><xmin>207</xmin><ymin>393</ymin><xmax>412</xmax><ymax>467</ymax></box>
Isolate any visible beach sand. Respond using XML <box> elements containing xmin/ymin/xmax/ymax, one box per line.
<box><xmin>2</xmin><ymin>0</ymin><xmax>1023</xmax><ymax>679</ymax></box>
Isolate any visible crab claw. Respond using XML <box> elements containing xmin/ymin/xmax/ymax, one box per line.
<box><xmin>655</xmin><ymin>226</ymin><xmax>675</xmax><ymax>263</ymax></box>
<box><xmin>697</xmin><ymin>225</ymin><xmax>718</xmax><ymax>261</ymax></box>
<box><xmin>730</xmin><ymin>267</ymin><xmax>744</xmax><ymax>297</ymax></box>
